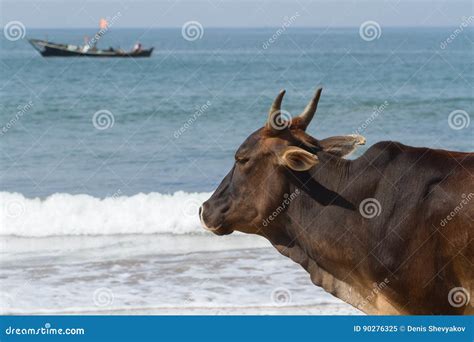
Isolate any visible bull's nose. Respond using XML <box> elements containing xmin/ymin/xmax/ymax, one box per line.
<box><xmin>199</xmin><ymin>204</ymin><xmax>219</xmax><ymax>232</ymax></box>
<box><xmin>199</xmin><ymin>205</ymin><xmax>208</xmax><ymax>229</ymax></box>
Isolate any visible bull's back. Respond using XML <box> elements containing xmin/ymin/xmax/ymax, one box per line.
<box><xmin>364</xmin><ymin>142</ymin><xmax>473</xmax><ymax>313</ymax></box>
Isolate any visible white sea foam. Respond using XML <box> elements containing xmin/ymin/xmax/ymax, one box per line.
<box><xmin>0</xmin><ymin>191</ymin><xmax>212</xmax><ymax>237</ymax></box>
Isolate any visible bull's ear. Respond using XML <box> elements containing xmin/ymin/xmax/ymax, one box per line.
<box><xmin>319</xmin><ymin>134</ymin><xmax>366</xmax><ymax>158</ymax></box>
<box><xmin>279</xmin><ymin>146</ymin><xmax>319</xmax><ymax>171</ymax></box>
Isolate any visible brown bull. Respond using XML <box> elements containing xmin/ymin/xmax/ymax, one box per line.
<box><xmin>200</xmin><ymin>88</ymin><xmax>474</xmax><ymax>315</ymax></box>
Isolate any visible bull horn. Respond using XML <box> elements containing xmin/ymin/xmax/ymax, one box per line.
<box><xmin>299</xmin><ymin>87</ymin><xmax>323</xmax><ymax>130</ymax></box>
<box><xmin>266</xmin><ymin>89</ymin><xmax>286</xmax><ymax>131</ymax></box>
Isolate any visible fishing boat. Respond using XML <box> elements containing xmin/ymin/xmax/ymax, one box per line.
<box><xmin>28</xmin><ymin>18</ymin><xmax>153</xmax><ymax>58</ymax></box>
<box><xmin>28</xmin><ymin>39</ymin><xmax>153</xmax><ymax>58</ymax></box>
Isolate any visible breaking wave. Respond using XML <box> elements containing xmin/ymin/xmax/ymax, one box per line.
<box><xmin>0</xmin><ymin>191</ymin><xmax>211</xmax><ymax>237</ymax></box>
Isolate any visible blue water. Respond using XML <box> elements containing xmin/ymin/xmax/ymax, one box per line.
<box><xmin>0</xmin><ymin>27</ymin><xmax>472</xmax><ymax>315</ymax></box>
<box><xmin>1</xmin><ymin>28</ymin><xmax>472</xmax><ymax>197</ymax></box>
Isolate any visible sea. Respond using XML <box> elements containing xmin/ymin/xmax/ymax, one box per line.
<box><xmin>0</xmin><ymin>27</ymin><xmax>472</xmax><ymax>314</ymax></box>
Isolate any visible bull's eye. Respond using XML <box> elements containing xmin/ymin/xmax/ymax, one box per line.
<box><xmin>235</xmin><ymin>156</ymin><xmax>249</xmax><ymax>164</ymax></box>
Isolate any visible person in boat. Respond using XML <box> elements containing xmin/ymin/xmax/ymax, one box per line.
<box><xmin>133</xmin><ymin>42</ymin><xmax>142</xmax><ymax>52</ymax></box>
<box><xmin>82</xmin><ymin>35</ymin><xmax>91</xmax><ymax>53</ymax></box>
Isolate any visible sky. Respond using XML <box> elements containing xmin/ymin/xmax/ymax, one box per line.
<box><xmin>1</xmin><ymin>0</ymin><xmax>472</xmax><ymax>28</ymax></box>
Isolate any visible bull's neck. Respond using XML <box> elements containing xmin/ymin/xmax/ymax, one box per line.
<box><xmin>286</xmin><ymin>150</ymin><xmax>377</xmax><ymax>252</ymax></box>
<box><xmin>276</xmin><ymin>151</ymin><xmax>386</xmax><ymax>312</ymax></box>
<box><xmin>289</xmin><ymin>151</ymin><xmax>363</xmax><ymax>206</ymax></box>
<box><xmin>311</xmin><ymin>151</ymin><xmax>354</xmax><ymax>192</ymax></box>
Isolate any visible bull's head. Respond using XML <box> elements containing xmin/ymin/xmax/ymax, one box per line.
<box><xmin>200</xmin><ymin>88</ymin><xmax>365</xmax><ymax>236</ymax></box>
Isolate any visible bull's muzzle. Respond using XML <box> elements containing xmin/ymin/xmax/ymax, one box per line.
<box><xmin>199</xmin><ymin>203</ymin><xmax>232</xmax><ymax>235</ymax></box>
<box><xmin>199</xmin><ymin>205</ymin><xmax>219</xmax><ymax>232</ymax></box>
